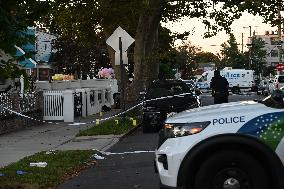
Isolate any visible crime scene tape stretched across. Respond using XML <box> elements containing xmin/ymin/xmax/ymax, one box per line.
<box><xmin>0</xmin><ymin>92</ymin><xmax>198</xmax><ymax>125</ymax></box>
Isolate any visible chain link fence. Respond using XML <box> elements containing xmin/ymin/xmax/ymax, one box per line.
<box><xmin>0</xmin><ymin>91</ymin><xmax>43</xmax><ymax>134</ymax></box>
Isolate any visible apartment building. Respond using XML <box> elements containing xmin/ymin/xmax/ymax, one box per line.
<box><xmin>254</xmin><ymin>31</ymin><xmax>284</xmax><ymax>67</ymax></box>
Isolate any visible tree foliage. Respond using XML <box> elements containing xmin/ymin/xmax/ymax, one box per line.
<box><xmin>0</xmin><ymin>0</ymin><xmax>51</xmax><ymax>80</ymax></box>
<box><xmin>250</xmin><ymin>36</ymin><xmax>267</xmax><ymax>76</ymax></box>
<box><xmin>219</xmin><ymin>34</ymin><xmax>267</xmax><ymax>74</ymax></box>
<box><xmin>159</xmin><ymin>41</ymin><xmax>201</xmax><ymax>79</ymax></box>
<box><xmin>219</xmin><ymin>34</ymin><xmax>245</xmax><ymax>69</ymax></box>
<box><xmin>5</xmin><ymin>0</ymin><xmax>281</xmax><ymax>99</ymax></box>
<box><xmin>0</xmin><ymin>0</ymin><xmax>51</xmax><ymax>54</ymax></box>
<box><xmin>39</xmin><ymin>0</ymin><xmax>110</xmax><ymax>78</ymax></box>
<box><xmin>194</xmin><ymin>51</ymin><xmax>220</xmax><ymax>64</ymax></box>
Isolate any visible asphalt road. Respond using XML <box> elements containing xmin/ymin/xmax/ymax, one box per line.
<box><xmin>57</xmin><ymin>92</ymin><xmax>265</xmax><ymax>189</ymax></box>
<box><xmin>57</xmin><ymin>127</ymin><xmax>159</xmax><ymax>189</ymax></box>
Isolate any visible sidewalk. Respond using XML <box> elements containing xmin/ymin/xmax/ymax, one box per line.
<box><xmin>0</xmin><ymin>109</ymin><xmax>123</xmax><ymax>168</ymax></box>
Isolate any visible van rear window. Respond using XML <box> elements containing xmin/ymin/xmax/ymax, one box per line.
<box><xmin>278</xmin><ymin>76</ymin><xmax>284</xmax><ymax>83</ymax></box>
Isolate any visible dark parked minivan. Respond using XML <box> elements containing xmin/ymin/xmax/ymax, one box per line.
<box><xmin>141</xmin><ymin>79</ymin><xmax>201</xmax><ymax>133</ymax></box>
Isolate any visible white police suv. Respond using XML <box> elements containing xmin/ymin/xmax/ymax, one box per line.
<box><xmin>155</xmin><ymin>90</ymin><xmax>284</xmax><ymax>189</ymax></box>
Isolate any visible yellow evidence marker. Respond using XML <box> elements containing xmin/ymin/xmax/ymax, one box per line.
<box><xmin>96</xmin><ymin>119</ymin><xmax>100</xmax><ymax>125</ymax></box>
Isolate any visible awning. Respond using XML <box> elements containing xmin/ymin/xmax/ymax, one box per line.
<box><xmin>18</xmin><ymin>58</ymin><xmax>37</xmax><ymax>69</ymax></box>
<box><xmin>15</xmin><ymin>45</ymin><xmax>37</xmax><ymax>68</ymax></box>
<box><xmin>15</xmin><ymin>45</ymin><xmax>25</xmax><ymax>56</ymax></box>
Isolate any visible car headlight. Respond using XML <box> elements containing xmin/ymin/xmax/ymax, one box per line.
<box><xmin>163</xmin><ymin>121</ymin><xmax>211</xmax><ymax>138</ymax></box>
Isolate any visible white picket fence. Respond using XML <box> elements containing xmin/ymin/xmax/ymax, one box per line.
<box><xmin>43</xmin><ymin>91</ymin><xmax>64</xmax><ymax>121</ymax></box>
<box><xmin>43</xmin><ymin>87</ymin><xmax>113</xmax><ymax>122</ymax></box>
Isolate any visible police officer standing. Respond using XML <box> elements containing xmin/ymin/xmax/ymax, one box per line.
<box><xmin>210</xmin><ymin>70</ymin><xmax>229</xmax><ymax>104</ymax></box>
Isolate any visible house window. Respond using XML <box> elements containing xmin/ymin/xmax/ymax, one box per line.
<box><xmin>45</xmin><ymin>44</ymin><xmax>47</xmax><ymax>50</ymax></box>
<box><xmin>35</xmin><ymin>36</ymin><xmax>38</xmax><ymax>51</ymax></box>
<box><xmin>270</xmin><ymin>50</ymin><xmax>279</xmax><ymax>57</ymax></box>
<box><xmin>270</xmin><ymin>37</ymin><xmax>281</xmax><ymax>45</ymax></box>
<box><xmin>51</xmin><ymin>39</ymin><xmax>55</xmax><ymax>52</ymax></box>
<box><xmin>271</xmin><ymin>62</ymin><xmax>279</xmax><ymax>67</ymax></box>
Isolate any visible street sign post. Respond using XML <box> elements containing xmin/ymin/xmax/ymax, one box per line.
<box><xmin>106</xmin><ymin>26</ymin><xmax>135</xmax><ymax>65</ymax></box>
<box><xmin>119</xmin><ymin>37</ymin><xmax>126</xmax><ymax>112</ymax></box>
<box><xmin>106</xmin><ymin>27</ymin><xmax>135</xmax><ymax>111</ymax></box>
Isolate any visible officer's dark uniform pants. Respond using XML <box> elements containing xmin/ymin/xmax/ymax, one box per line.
<box><xmin>214</xmin><ymin>94</ymin><xmax>228</xmax><ymax>104</ymax></box>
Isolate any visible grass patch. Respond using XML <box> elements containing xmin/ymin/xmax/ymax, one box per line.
<box><xmin>0</xmin><ymin>150</ymin><xmax>94</xmax><ymax>189</ymax></box>
<box><xmin>77</xmin><ymin>117</ymin><xmax>139</xmax><ymax>137</ymax></box>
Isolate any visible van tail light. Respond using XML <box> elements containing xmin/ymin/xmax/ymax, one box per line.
<box><xmin>276</xmin><ymin>83</ymin><xmax>279</xmax><ymax>89</ymax></box>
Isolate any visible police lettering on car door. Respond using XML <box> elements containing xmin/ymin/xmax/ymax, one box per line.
<box><xmin>212</xmin><ymin>116</ymin><xmax>245</xmax><ymax>125</ymax></box>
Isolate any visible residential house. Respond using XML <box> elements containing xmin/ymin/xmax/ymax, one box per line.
<box><xmin>16</xmin><ymin>27</ymin><xmax>57</xmax><ymax>81</ymax></box>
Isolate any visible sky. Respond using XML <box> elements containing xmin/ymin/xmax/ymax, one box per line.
<box><xmin>162</xmin><ymin>12</ymin><xmax>278</xmax><ymax>54</ymax></box>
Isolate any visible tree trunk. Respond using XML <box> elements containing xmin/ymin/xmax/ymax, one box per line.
<box><xmin>128</xmin><ymin>0</ymin><xmax>163</xmax><ymax>101</ymax></box>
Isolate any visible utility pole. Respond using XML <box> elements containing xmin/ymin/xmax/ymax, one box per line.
<box><xmin>243</xmin><ymin>26</ymin><xmax>252</xmax><ymax>37</ymax></box>
<box><xmin>244</xmin><ymin>26</ymin><xmax>252</xmax><ymax>69</ymax></box>
<box><xmin>241</xmin><ymin>33</ymin><xmax>244</xmax><ymax>53</ymax></box>
<box><xmin>249</xmin><ymin>26</ymin><xmax>252</xmax><ymax>37</ymax></box>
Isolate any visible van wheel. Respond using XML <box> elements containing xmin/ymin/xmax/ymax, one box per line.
<box><xmin>232</xmin><ymin>87</ymin><xmax>239</xmax><ymax>94</ymax></box>
<box><xmin>194</xmin><ymin>150</ymin><xmax>268</xmax><ymax>189</ymax></box>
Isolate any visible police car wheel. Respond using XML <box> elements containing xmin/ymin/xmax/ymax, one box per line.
<box><xmin>194</xmin><ymin>150</ymin><xmax>268</xmax><ymax>189</ymax></box>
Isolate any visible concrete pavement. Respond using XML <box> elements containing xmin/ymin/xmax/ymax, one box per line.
<box><xmin>0</xmin><ymin>109</ymin><xmax>123</xmax><ymax>168</ymax></box>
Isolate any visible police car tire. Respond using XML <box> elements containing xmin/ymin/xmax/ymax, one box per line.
<box><xmin>194</xmin><ymin>150</ymin><xmax>268</xmax><ymax>189</ymax></box>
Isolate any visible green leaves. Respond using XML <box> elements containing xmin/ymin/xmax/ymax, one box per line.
<box><xmin>220</xmin><ymin>34</ymin><xmax>245</xmax><ymax>69</ymax></box>
<box><xmin>0</xmin><ymin>0</ymin><xmax>51</xmax><ymax>55</ymax></box>
<box><xmin>249</xmin><ymin>36</ymin><xmax>266</xmax><ymax>75</ymax></box>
